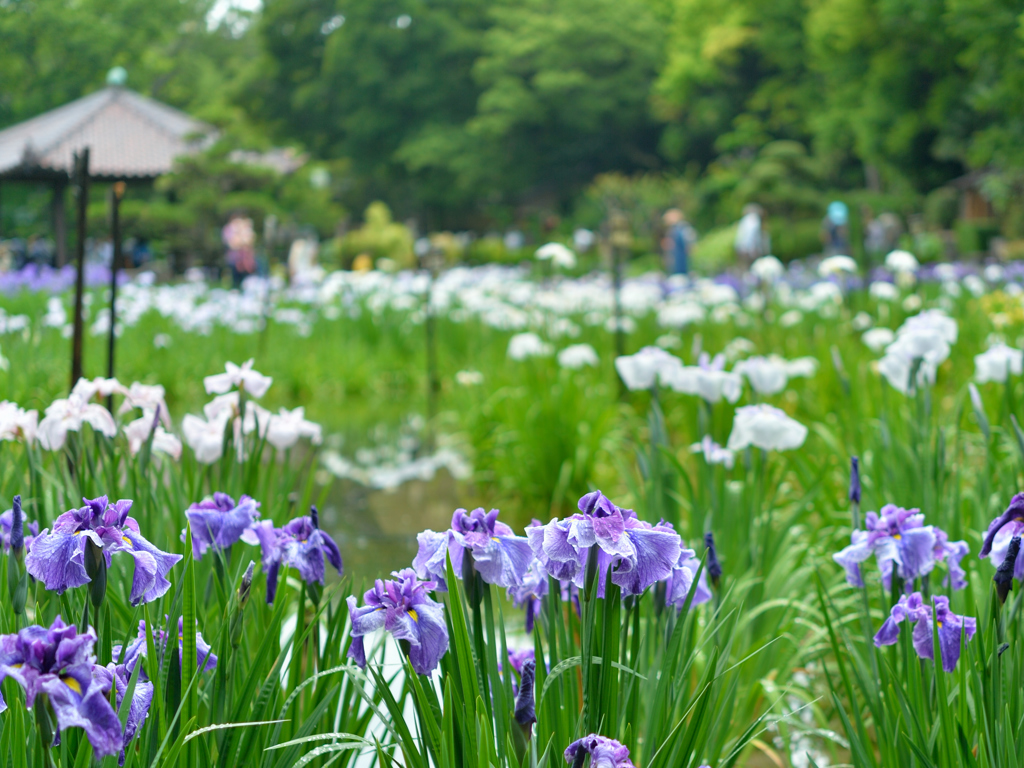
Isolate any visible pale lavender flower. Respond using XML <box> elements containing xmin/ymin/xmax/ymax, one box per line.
<box><xmin>0</xmin><ymin>616</ymin><xmax>122</xmax><ymax>757</ymax></box>
<box><xmin>874</xmin><ymin>592</ymin><xmax>976</xmax><ymax>672</ymax></box>
<box><xmin>346</xmin><ymin>568</ymin><xmax>449</xmax><ymax>675</ymax></box>
<box><xmin>527</xmin><ymin>491</ymin><xmax>681</xmax><ymax>597</ymax></box>
<box><xmin>181</xmin><ymin>492</ymin><xmax>261</xmax><ymax>560</ymax></box>
<box><xmin>414</xmin><ymin>508</ymin><xmax>533</xmax><ymax>590</ymax></box>
<box><xmin>564</xmin><ymin>734</ymin><xmax>636</xmax><ymax>768</ymax></box>
<box><xmin>252</xmin><ymin>509</ymin><xmax>342</xmax><ymax>603</ymax></box>
<box><xmin>26</xmin><ymin>497</ymin><xmax>181</xmax><ymax>605</ymax></box>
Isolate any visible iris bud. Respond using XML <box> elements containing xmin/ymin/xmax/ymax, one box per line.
<box><xmin>704</xmin><ymin>532</ymin><xmax>722</xmax><ymax>588</ymax></box>
<box><xmin>849</xmin><ymin>457</ymin><xmax>861</xmax><ymax>506</ymax></box>
<box><xmin>994</xmin><ymin>536</ymin><xmax>1020</xmax><ymax>605</ymax></box>
<box><xmin>7</xmin><ymin>495</ymin><xmax>27</xmax><ymax>615</ymax></box>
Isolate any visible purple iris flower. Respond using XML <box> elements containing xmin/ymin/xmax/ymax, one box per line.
<box><xmin>25</xmin><ymin>496</ymin><xmax>182</xmax><ymax>605</ymax></box>
<box><xmin>832</xmin><ymin>504</ymin><xmax>963</xmax><ymax>591</ymax></box>
<box><xmin>115</xmin><ymin>617</ymin><xmax>218</xmax><ymax>676</ymax></box>
<box><xmin>980</xmin><ymin>492</ymin><xmax>1024</xmax><ymax>579</ymax></box>
<box><xmin>181</xmin><ymin>492</ymin><xmax>260</xmax><ymax>560</ymax></box>
<box><xmin>508</xmin><ymin>557</ymin><xmax>549</xmax><ymax>633</ymax></box>
<box><xmin>93</xmin><ymin>663</ymin><xmax>154</xmax><ymax>766</ymax></box>
<box><xmin>564</xmin><ymin>734</ymin><xmax>636</xmax><ymax>768</ymax></box>
<box><xmin>526</xmin><ymin>491</ymin><xmax>681</xmax><ymax>597</ymax></box>
<box><xmin>346</xmin><ymin>568</ymin><xmax>449</xmax><ymax>675</ymax></box>
<box><xmin>2</xmin><ymin>497</ymin><xmax>38</xmax><ymax>553</ymax></box>
<box><xmin>873</xmin><ymin>592</ymin><xmax>977</xmax><ymax>672</ymax></box>
<box><xmin>414</xmin><ymin>507</ymin><xmax>533</xmax><ymax>590</ymax></box>
<box><xmin>507</xmin><ymin>648</ymin><xmax>536</xmax><ymax>678</ymax></box>
<box><xmin>663</xmin><ymin>546</ymin><xmax>713</xmax><ymax>609</ymax></box>
<box><xmin>252</xmin><ymin>511</ymin><xmax>343</xmax><ymax>604</ymax></box>
<box><xmin>0</xmin><ymin>616</ymin><xmax>122</xmax><ymax>758</ymax></box>
<box><xmin>933</xmin><ymin>529</ymin><xmax>969</xmax><ymax>590</ymax></box>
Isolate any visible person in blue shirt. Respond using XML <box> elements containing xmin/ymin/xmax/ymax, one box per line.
<box><xmin>662</xmin><ymin>208</ymin><xmax>693</xmax><ymax>275</ymax></box>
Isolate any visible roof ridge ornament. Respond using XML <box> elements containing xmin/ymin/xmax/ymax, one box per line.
<box><xmin>106</xmin><ymin>66</ymin><xmax>128</xmax><ymax>87</ymax></box>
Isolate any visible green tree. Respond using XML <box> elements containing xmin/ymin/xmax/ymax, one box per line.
<box><xmin>0</xmin><ymin>0</ymin><xmax>249</xmax><ymax>128</ymax></box>
<box><xmin>413</xmin><ymin>0</ymin><xmax>667</xmax><ymax>207</ymax></box>
<box><xmin>804</xmin><ymin>0</ymin><xmax>967</xmax><ymax>192</ymax></box>
<box><xmin>654</xmin><ymin>0</ymin><xmax>812</xmax><ymax>167</ymax></box>
<box><xmin>241</xmin><ymin>0</ymin><xmax>490</xmax><ymax>222</ymax></box>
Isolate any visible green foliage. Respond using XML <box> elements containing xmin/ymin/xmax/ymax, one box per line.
<box><xmin>0</xmin><ymin>0</ymin><xmax>251</xmax><ymax>129</ymax></box>
<box><xmin>691</xmin><ymin>224</ymin><xmax>737</xmax><ymax>272</ymax></box>
<box><xmin>136</xmin><ymin>145</ymin><xmax>345</xmax><ymax>267</ymax></box>
<box><xmin>339</xmin><ymin>202</ymin><xmax>415</xmax><ymax>268</ymax></box>
<box><xmin>770</xmin><ymin>219</ymin><xmax>822</xmax><ymax>262</ymax></box>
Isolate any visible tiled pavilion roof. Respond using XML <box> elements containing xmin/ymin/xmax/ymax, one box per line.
<box><xmin>0</xmin><ymin>86</ymin><xmax>213</xmax><ymax>181</ymax></box>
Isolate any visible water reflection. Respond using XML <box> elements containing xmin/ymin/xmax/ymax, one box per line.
<box><xmin>320</xmin><ymin>467</ymin><xmax>465</xmax><ymax>585</ymax></box>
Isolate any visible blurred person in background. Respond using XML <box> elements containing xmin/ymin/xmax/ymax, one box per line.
<box><xmin>735</xmin><ymin>204</ymin><xmax>770</xmax><ymax>268</ymax></box>
<box><xmin>288</xmin><ymin>233</ymin><xmax>319</xmax><ymax>284</ymax></box>
<box><xmin>821</xmin><ymin>201</ymin><xmax>850</xmax><ymax>255</ymax></box>
<box><xmin>662</xmin><ymin>208</ymin><xmax>695</xmax><ymax>275</ymax></box>
<box><xmin>222</xmin><ymin>214</ymin><xmax>256</xmax><ymax>287</ymax></box>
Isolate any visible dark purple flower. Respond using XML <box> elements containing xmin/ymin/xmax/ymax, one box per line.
<box><xmin>93</xmin><ymin>663</ymin><xmax>154</xmax><ymax>766</ymax></box>
<box><xmin>0</xmin><ymin>616</ymin><xmax>122</xmax><ymax>757</ymax></box>
<box><xmin>526</xmin><ymin>491</ymin><xmax>681</xmax><ymax>597</ymax></box>
<box><xmin>564</xmin><ymin>734</ymin><xmax>636</xmax><ymax>768</ymax></box>
<box><xmin>115</xmin><ymin>617</ymin><xmax>218</xmax><ymax>676</ymax></box>
<box><xmin>507</xmin><ymin>557</ymin><xmax>549</xmax><ymax>633</ymax></box>
<box><xmin>252</xmin><ymin>513</ymin><xmax>343</xmax><ymax>603</ymax></box>
<box><xmin>832</xmin><ymin>504</ymin><xmax>937</xmax><ymax>590</ymax></box>
<box><xmin>874</xmin><ymin>592</ymin><xmax>977</xmax><ymax>672</ymax></box>
<box><xmin>849</xmin><ymin>457</ymin><xmax>861</xmax><ymax>505</ymax></box>
<box><xmin>181</xmin><ymin>492</ymin><xmax>260</xmax><ymax>560</ymax></box>
<box><xmin>25</xmin><ymin>496</ymin><xmax>182</xmax><ymax>605</ymax></box>
<box><xmin>994</xmin><ymin>536</ymin><xmax>1020</xmax><ymax>604</ymax></box>
<box><xmin>703</xmin><ymin>531</ymin><xmax>722</xmax><ymax>587</ymax></box>
<box><xmin>414</xmin><ymin>507</ymin><xmax>533</xmax><ymax>590</ymax></box>
<box><xmin>346</xmin><ymin>568</ymin><xmax>449</xmax><ymax>675</ymax></box>
<box><xmin>514</xmin><ymin>659</ymin><xmax>536</xmax><ymax>732</ymax></box>
<box><xmin>980</xmin><ymin>493</ymin><xmax>1024</xmax><ymax>579</ymax></box>
<box><xmin>2</xmin><ymin>495</ymin><xmax>38</xmax><ymax>554</ymax></box>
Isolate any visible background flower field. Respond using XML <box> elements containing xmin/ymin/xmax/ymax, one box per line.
<box><xmin>1</xmin><ymin>254</ymin><xmax>1024</xmax><ymax>767</ymax></box>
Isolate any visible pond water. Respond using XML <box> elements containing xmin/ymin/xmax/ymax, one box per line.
<box><xmin>320</xmin><ymin>468</ymin><xmax>465</xmax><ymax>586</ymax></box>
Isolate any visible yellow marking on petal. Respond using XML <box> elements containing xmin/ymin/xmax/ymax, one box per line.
<box><xmin>937</xmin><ymin>621</ymin><xmax>943</xmax><ymax>628</ymax></box>
<box><xmin>491</xmin><ymin>537</ymin><xmax>500</xmax><ymax>542</ymax></box>
<box><xmin>62</xmin><ymin>676</ymin><xmax>82</xmax><ymax>695</ymax></box>
<box><xmin>893</xmin><ymin>533</ymin><xmax>902</xmax><ymax>540</ymax></box>
<box><xmin>122</xmin><ymin>535</ymin><xmax>133</xmax><ymax>548</ymax></box>
<box><xmin>408</xmin><ymin>609</ymin><xmax>418</xmax><ymax>622</ymax></box>
<box><xmin>11</xmin><ymin>663</ymin><xmax>22</xmax><ymax>669</ymax></box>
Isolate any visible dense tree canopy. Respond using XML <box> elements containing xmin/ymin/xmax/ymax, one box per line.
<box><xmin>4</xmin><ymin>0</ymin><xmax>1024</xmax><ymax>229</ymax></box>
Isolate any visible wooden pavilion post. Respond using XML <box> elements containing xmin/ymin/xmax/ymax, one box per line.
<box><xmin>70</xmin><ymin>149</ymin><xmax>90</xmax><ymax>390</ymax></box>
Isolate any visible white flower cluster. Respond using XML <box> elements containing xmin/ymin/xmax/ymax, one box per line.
<box><xmin>0</xmin><ymin>359</ymin><xmax>323</xmax><ymax>468</ymax></box>
<box><xmin>875</xmin><ymin>309</ymin><xmax>958</xmax><ymax>395</ymax></box>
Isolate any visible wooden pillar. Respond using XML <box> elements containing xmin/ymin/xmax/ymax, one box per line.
<box><xmin>52</xmin><ymin>180</ymin><xmax>68</xmax><ymax>267</ymax></box>
<box><xmin>70</xmin><ymin>149</ymin><xmax>89</xmax><ymax>390</ymax></box>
